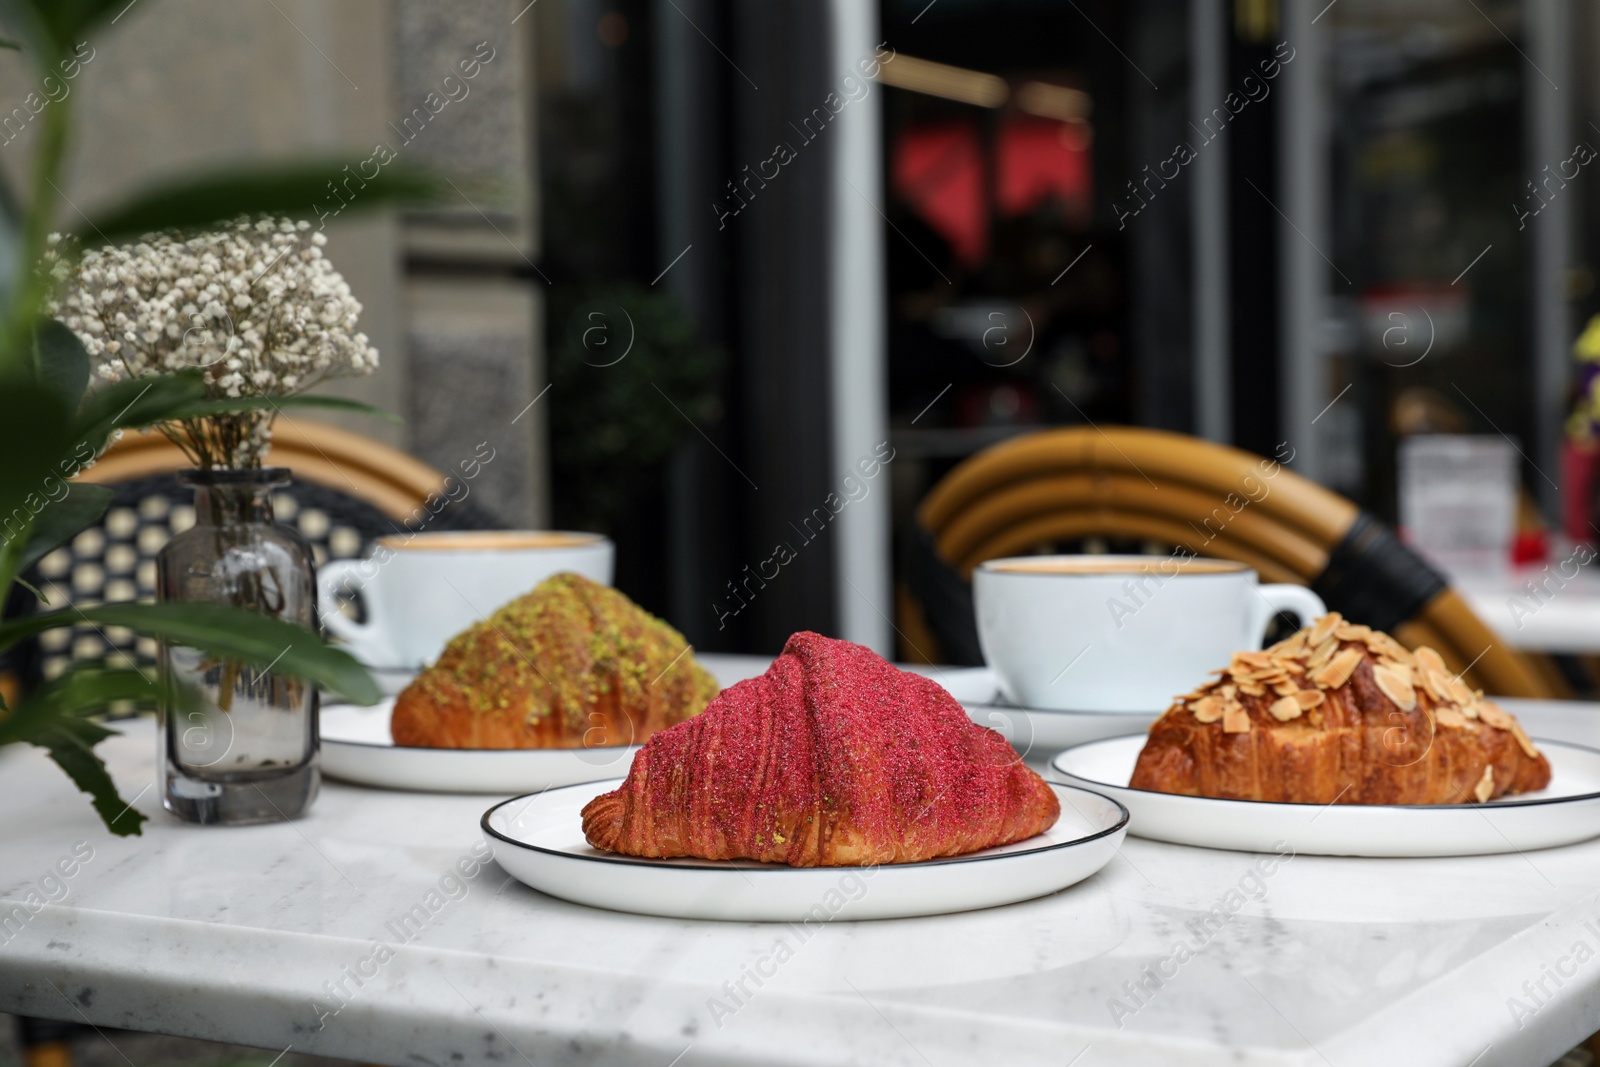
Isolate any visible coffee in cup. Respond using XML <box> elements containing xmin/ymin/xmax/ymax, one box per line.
<box><xmin>316</xmin><ymin>530</ymin><xmax>613</xmax><ymax>668</ymax></box>
<box><xmin>974</xmin><ymin>554</ymin><xmax>1325</xmax><ymax>712</ymax></box>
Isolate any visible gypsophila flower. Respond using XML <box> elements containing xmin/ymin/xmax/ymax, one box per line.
<box><xmin>44</xmin><ymin>217</ymin><xmax>379</xmax><ymax>469</ymax></box>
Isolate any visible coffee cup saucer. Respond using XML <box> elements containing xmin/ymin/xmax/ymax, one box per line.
<box><xmin>961</xmin><ymin>698</ymin><xmax>1165</xmax><ymax>762</ymax></box>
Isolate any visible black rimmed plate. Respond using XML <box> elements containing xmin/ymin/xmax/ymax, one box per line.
<box><xmin>1049</xmin><ymin>734</ymin><xmax>1600</xmax><ymax>857</ymax></box>
<box><xmin>320</xmin><ymin>697</ymin><xmax>639</xmax><ymax>794</ymax></box>
<box><xmin>482</xmin><ymin>780</ymin><xmax>1128</xmax><ymax>921</ymax></box>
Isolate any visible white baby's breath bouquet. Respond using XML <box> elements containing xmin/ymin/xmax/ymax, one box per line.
<box><xmin>44</xmin><ymin>217</ymin><xmax>379</xmax><ymax>469</ymax></box>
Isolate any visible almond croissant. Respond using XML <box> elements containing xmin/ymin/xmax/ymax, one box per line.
<box><xmin>1130</xmin><ymin>613</ymin><xmax>1551</xmax><ymax>804</ymax></box>
<box><xmin>582</xmin><ymin>631</ymin><xmax>1060</xmax><ymax>866</ymax></box>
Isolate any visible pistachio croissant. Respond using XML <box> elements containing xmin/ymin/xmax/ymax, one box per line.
<box><xmin>392</xmin><ymin>572</ymin><xmax>718</xmax><ymax>749</ymax></box>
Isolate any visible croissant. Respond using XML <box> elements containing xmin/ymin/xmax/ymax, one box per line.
<box><xmin>392</xmin><ymin>572</ymin><xmax>719</xmax><ymax>749</ymax></box>
<box><xmin>582</xmin><ymin>631</ymin><xmax>1060</xmax><ymax>866</ymax></box>
<box><xmin>1129</xmin><ymin>613</ymin><xmax>1551</xmax><ymax>804</ymax></box>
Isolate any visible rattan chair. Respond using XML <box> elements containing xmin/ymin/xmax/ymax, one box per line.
<box><xmin>9</xmin><ymin>418</ymin><xmax>500</xmax><ymax>685</ymax></box>
<box><xmin>902</xmin><ymin>425</ymin><xmax>1563</xmax><ymax>699</ymax></box>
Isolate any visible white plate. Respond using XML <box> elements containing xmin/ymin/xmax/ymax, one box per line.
<box><xmin>964</xmin><ymin>703</ymin><xmax>1159</xmax><ymax>759</ymax></box>
<box><xmin>324</xmin><ymin>656</ymin><xmax>766</xmax><ymax>794</ymax></box>
<box><xmin>322</xmin><ymin>660</ymin><xmax>999</xmax><ymax>794</ymax></box>
<box><xmin>1049</xmin><ymin>734</ymin><xmax>1600</xmax><ymax>857</ymax></box>
<box><xmin>320</xmin><ymin>698</ymin><xmax>639</xmax><ymax>794</ymax></box>
<box><xmin>482</xmin><ymin>779</ymin><xmax>1128</xmax><ymax>921</ymax></box>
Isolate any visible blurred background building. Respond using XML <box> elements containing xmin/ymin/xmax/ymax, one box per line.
<box><xmin>11</xmin><ymin>0</ymin><xmax>1599</xmax><ymax>658</ymax></box>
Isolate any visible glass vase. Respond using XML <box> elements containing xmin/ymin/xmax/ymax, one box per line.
<box><xmin>157</xmin><ymin>467</ymin><xmax>320</xmax><ymax>824</ymax></box>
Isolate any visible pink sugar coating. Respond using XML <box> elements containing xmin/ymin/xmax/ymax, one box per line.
<box><xmin>624</xmin><ymin>631</ymin><xmax>1038</xmax><ymax>860</ymax></box>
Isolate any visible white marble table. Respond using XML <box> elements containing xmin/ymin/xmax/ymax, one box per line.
<box><xmin>5</xmin><ymin>680</ymin><xmax>1600</xmax><ymax>1066</ymax></box>
<box><xmin>1455</xmin><ymin>565</ymin><xmax>1600</xmax><ymax>653</ymax></box>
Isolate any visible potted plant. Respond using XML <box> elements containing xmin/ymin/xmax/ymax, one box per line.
<box><xmin>0</xmin><ymin>0</ymin><xmax>436</xmax><ymax>833</ymax></box>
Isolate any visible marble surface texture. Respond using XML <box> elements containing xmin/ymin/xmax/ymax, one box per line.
<box><xmin>1459</xmin><ymin>567</ymin><xmax>1600</xmax><ymax>654</ymax></box>
<box><xmin>5</xmin><ymin>663</ymin><xmax>1600</xmax><ymax>1066</ymax></box>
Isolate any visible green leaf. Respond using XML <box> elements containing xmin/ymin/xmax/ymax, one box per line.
<box><xmin>161</xmin><ymin>393</ymin><xmax>402</xmax><ymax>424</ymax></box>
<box><xmin>0</xmin><ymin>511</ymin><xmax>29</xmax><ymax>598</ymax></box>
<box><xmin>16</xmin><ymin>483</ymin><xmax>110</xmax><ymax>575</ymax></box>
<box><xmin>0</xmin><ymin>602</ymin><xmax>382</xmax><ymax>704</ymax></box>
<box><xmin>0</xmin><ymin>380</ymin><xmax>74</xmax><ymax>532</ymax></box>
<box><xmin>31</xmin><ymin>318</ymin><xmax>90</xmax><ymax>411</ymax></box>
<box><xmin>0</xmin><ymin>666</ymin><xmax>157</xmax><ymax>747</ymax></box>
<box><xmin>79</xmin><ymin>162</ymin><xmax>445</xmax><ymax>246</ymax></box>
<box><xmin>36</xmin><ymin>719</ymin><xmax>147</xmax><ymax>836</ymax></box>
<box><xmin>71</xmin><ymin>371</ymin><xmax>207</xmax><ymax>446</ymax></box>
<box><xmin>0</xmin><ymin>668</ymin><xmax>178</xmax><ymax>837</ymax></box>
<box><xmin>1</xmin><ymin>1</ymin><xmax>127</xmax><ymax>57</ymax></box>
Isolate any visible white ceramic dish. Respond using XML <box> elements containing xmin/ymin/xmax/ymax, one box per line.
<box><xmin>974</xmin><ymin>555</ymin><xmax>1324</xmax><ymax>711</ymax></box>
<box><xmin>1049</xmin><ymin>734</ymin><xmax>1600</xmax><ymax>857</ymax></box>
<box><xmin>964</xmin><ymin>702</ymin><xmax>1160</xmax><ymax>760</ymax></box>
<box><xmin>482</xmin><ymin>780</ymin><xmax>1128</xmax><ymax>921</ymax></box>
<box><xmin>320</xmin><ymin>698</ymin><xmax>638</xmax><ymax>794</ymax></box>
<box><xmin>321</xmin><ymin>660</ymin><xmax>998</xmax><ymax>794</ymax></box>
<box><xmin>319</xmin><ymin>530</ymin><xmax>614</xmax><ymax>670</ymax></box>
<box><xmin>907</xmin><ymin>665</ymin><xmax>1001</xmax><ymax>706</ymax></box>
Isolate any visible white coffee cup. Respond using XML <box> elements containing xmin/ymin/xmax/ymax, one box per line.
<box><xmin>974</xmin><ymin>555</ymin><xmax>1326</xmax><ymax>712</ymax></box>
<box><xmin>316</xmin><ymin>531</ymin><xmax>614</xmax><ymax>668</ymax></box>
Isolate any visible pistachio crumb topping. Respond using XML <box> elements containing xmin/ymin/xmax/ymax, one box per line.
<box><xmin>409</xmin><ymin>571</ymin><xmax>719</xmax><ymax>734</ymax></box>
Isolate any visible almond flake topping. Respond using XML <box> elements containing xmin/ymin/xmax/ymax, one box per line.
<box><xmin>1367</xmin><ymin>633</ymin><xmax>1412</xmax><ymax>664</ymax></box>
<box><xmin>1511</xmin><ymin>722</ymin><xmax>1540</xmax><ymax>759</ymax></box>
<box><xmin>1268</xmin><ymin>696</ymin><xmax>1303</xmax><ymax>721</ymax></box>
<box><xmin>1414</xmin><ymin>646</ymin><xmax>1447</xmax><ymax>675</ymax></box>
<box><xmin>1435</xmin><ymin>707</ymin><xmax>1467</xmax><ymax>729</ymax></box>
<box><xmin>1308</xmin><ymin>613</ymin><xmax>1341</xmax><ymax>646</ymax></box>
<box><xmin>1477</xmin><ymin>702</ymin><xmax>1513</xmax><ymax>730</ymax></box>
<box><xmin>1309</xmin><ymin>636</ymin><xmax>1339</xmax><ymax>666</ymax></box>
<box><xmin>1474</xmin><ymin>765</ymin><xmax>1494</xmax><ymax>803</ymax></box>
<box><xmin>1223</xmin><ymin>703</ymin><xmax>1251</xmax><ymax>733</ymax></box>
<box><xmin>1372</xmin><ymin>664</ymin><xmax>1417</xmax><ymax>710</ymax></box>
<box><xmin>1294</xmin><ymin>689</ymin><xmax>1325</xmax><ymax>709</ymax></box>
<box><xmin>1269</xmin><ymin>632</ymin><xmax>1309</xmax><ymax>657</ymax></box>
<box><xmin>1192</xmin><ymin>697</ymin><xmax>1224</xmax><ymax>723</ymax></box>
<box><xmin>1313</xmin><ymin>647</ymin><xmax>1364</xmax><ymax>689</ymax></box>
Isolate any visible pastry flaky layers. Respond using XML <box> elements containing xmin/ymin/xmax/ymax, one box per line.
<box><xmin>582</xmin><ymin>631</ymin><xmax>1061</xmax><ymax>867</ymax></box>
<box><xmin>1130</xmin><ymin>613</ymin><xmax>1550</xmax><ymax>804</ymax></box>
<box><xmin>391</xmin><ymin>572</ymin><xmax>719</xmax><ymax>749</ymax></box>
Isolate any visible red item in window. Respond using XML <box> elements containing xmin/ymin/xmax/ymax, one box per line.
<box><xmin>997</xmin><ymin>116</ymin><xmax>1092</xmax><ymax>221</ymax></box>
<box><xmin>892</xmin><ymin>122</ymin><xmax>987</xmax><ymax>265</ymax></box>
<box><xmin>1510</xmin><ymin>530</ymin><xmax>1549</xmax><ymax>566</ymax></box>
<box><xmin>1562</xmin><ymin>439</ymin><xmax>1600</xmax><ymax>545</ymax></box>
